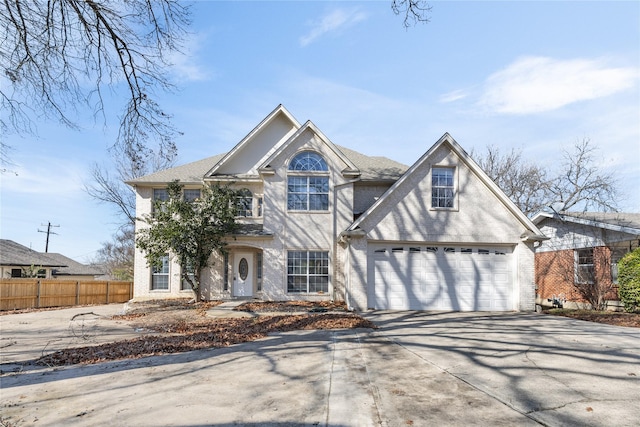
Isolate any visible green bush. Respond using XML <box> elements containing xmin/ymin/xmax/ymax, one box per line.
<box><xmin>618</xmin><ymin>248</ymin><xmax>640</xmax><ymax>312</ymax></box>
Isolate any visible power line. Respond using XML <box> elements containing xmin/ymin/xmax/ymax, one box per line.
<box><xmin>38</xmin><ymin>222</ymin><xmax>60</xmax><ymax>252</ymax></box>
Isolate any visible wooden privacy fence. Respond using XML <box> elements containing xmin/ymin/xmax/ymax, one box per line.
<box><xmin>0</xmin><ymin>279</ymin><xmax>133</xmax><ymax>311</ymax></box>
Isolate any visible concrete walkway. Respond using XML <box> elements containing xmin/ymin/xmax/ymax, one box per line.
<box><xmin>206</xmin><ymin>300</ymin><xmax>256</xmax><ymax>318</ymax></box>
<box><xmin>1</xmin><ymin>307</ymin><xmax>639</xmax><ymax>426</ymax></box>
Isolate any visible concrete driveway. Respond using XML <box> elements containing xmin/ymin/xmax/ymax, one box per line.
<box><xmin>1</xmin><ymin>307</ymin><xmax>639</xmax><ymax>426</ymax></box>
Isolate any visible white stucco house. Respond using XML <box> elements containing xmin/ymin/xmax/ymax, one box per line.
<box><xmin>128</xmin><ymin>105</ymin><xmax>545</xmax><ymax>311</ymax></box>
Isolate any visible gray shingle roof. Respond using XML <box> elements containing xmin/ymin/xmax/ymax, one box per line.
<box><xmin>0</xmin><ymin>240</ymin><xmax>103</xmax><ymax>276</ymax></box>
<box><xmin>562</xmin><ymin>212</ymin><xmax>640</xmax><ymax>231</ymax></box>
<box><xmin>127</xmin><ymin>146</ymin><xmax>407</xmax><ymax>185</ymax></box>
<box><xmin>336</xmin><ymin>145</ymin><xmax>408</xmax><ymax>181</ymax></box>
<box><xmin>44</xmin><ymin>253</ymin><xmax>105</xmax><ymax>276</ymax></box>
<box><xmin>126</xmin><ymin>154</ymin><xmax>226</xmax><ymax>185</ymax></box>
<box><xmin>0</xmin><ymin>239</ymin><xmax>67</xmax><ymax>267</ymax></box>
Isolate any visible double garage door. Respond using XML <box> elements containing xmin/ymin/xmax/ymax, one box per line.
<box><xmin>372</xmin><ymin>244</ymin><xmax>514</xmax><ymax>311</ymax></box>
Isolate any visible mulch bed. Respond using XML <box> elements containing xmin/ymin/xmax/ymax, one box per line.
<box><xmin>545</xmin><ymin>309</ymin><xmax>640</xmax><ymax>328</ymax></box>
<box><xmin>34</xmin><ymin>300</ymin><xmax>374</xmax><ymax>366</ymax></box>
<box><xmin>236</xmin><ymin>300</ymin><xmax>347</xmax><ymax>313</ymax></box>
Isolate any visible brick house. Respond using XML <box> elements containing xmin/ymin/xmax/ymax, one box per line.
<box><xmin>532</xmin><ymin>211</ymin><xmax>640</xmax><ymax>309</ymax></box>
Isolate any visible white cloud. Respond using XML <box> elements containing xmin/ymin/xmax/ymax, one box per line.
<box><xmin>439</xmin><ymin>89</ymin><xmax>469</xmax><ymax>103</ymax></box>
<box><xmin>479</xmin><ymin>56</ymin><xmax>639</xmax><ymax>114</ymax></box>
<box><xmin>299</xmin><ymin>8</ymin><xmax>367</xmax><ymax>47</ymax></box>
<box><xmin>168</xmin><ymin>33</ymin><xmax>210</xmax><ymax>82</ymax></box>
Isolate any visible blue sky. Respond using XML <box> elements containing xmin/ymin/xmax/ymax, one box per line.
<box><xmin>1</xmin><ymin>0</ymin><xmax>639</xmax><ymax>262</ymax></box>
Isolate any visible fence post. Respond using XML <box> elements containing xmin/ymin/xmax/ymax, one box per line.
<box><xmin>106</xmin><ymin>281</ymin><xmax>110</xmax><ymax>304</ymax></box>
<box><xmin>36</xmin><ymin>280</ymin><xmax>41</xmax><ymax>308</ymax></box>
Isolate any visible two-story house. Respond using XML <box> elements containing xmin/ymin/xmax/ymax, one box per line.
<box><xmin>128</xmin><ymin>105</ymin><xmax>545</xmax><ymax>311</ymax></box>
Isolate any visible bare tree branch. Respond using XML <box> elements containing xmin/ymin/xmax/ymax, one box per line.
<box><xmin>391</xmin><ymin>0</ymin><xmax>432</xmax><ymax>28</ymax></box>
<box><xmin>472</xmin><ymin>145</ymin><xmax>550</xmax><ymax>216</ymax></box>
<box><xmin>549</xmin><ymin>138</ymin><xmax>618</xmax><ymax>212</ymax></box>
<box><xmin>1</xmin><ymin>0</ymin><xmax>189</xmax><ymax>166</ymax></box>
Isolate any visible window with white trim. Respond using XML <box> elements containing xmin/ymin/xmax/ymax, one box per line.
<box><xmin>287</xmin><ymin>152</ymin><xmax>329</xmax><ymax>211</ymax></box>
<box><xmin>236</xmin><ymin>188</ymin><xmax>253</xmax><ymax>217</ymax></box>
<box><xmin>183</xmin><ymin>189</ymin><xmax>201</xmax><ymax>202</ymax></box>
<box><xmin>152</xmin><ymin>188</ymin><xmax>169</xmax><ymax>215</ymax></box>
<box><xmin>431</xmin><ymin>167</ymin><xmax>455</xmax><ymax>208</ymax></box>
<box><xmin>576</xmin><ymin>248</ymin><xmax>594</xmax><ymax>284</ymax></box>
<box><xmin>151</xmin><ymin>255</ymin><xmax>170</xmax><ymax>290</ymax></box>
<box><xmin>287</xmin><ymin>251</ymin><xmax>329</xmax><ymax>293</ymax></box>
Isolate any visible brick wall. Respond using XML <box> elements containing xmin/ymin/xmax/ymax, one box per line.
<box><xmin>535</xmin><ymin>246</ymin><xmax>618</xmax><ymax>304</ymax></box>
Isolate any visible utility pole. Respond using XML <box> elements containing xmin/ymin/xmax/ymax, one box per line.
<box><xmin>38</xmin><ymin>222</ymin><xmax>60</xmax><ymax>252</ymax></box>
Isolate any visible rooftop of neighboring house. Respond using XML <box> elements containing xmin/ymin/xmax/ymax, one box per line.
<box><xmin>0</xmin><ymin>239</ymin><xmax>103</xmax><ymax>276</ymax></box>
<box><xmin>0</xmin><ymin>239</ymin><xmax>66</xmax><ymax>267</ymax></box>
<box><xmin>43</xmin><ymin>253</ymin><xmax>105</xmax><ymax>277</ymax></box>
<box><xmin>533</xmin><ymin>211</ymin><xmax>640</xmax><ymax>235</ymax></box>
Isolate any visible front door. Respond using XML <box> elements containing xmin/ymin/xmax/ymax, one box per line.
<box><xmin>233</xmin><ymin>252</ymin><xmax>254</xmax><ymax>297</ymax></box>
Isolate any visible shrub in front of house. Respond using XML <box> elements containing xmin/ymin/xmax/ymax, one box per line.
<box><xmin>618</xmin><ymin>248</ymin><xmax>640</xmax><ymax>312</ymax></box>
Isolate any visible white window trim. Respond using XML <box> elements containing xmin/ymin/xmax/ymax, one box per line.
<box><xmin>430</xmin><ymin>166</ymin><xmax>458</xmax><ymax>211</ymax></box>
<box><xmin>151</xmin><ymin>254</ymin><xmax>170</xmax><ymax>291</ymax></box>
<box><xmin>575</xmin><ymin>248</ymin><xmax>595</xmax><ymax>284</ymax></box>
<box><xmin>286</xmin><ymin>250</ymin><xmax>330</xmax><ymax>294</ymax></box>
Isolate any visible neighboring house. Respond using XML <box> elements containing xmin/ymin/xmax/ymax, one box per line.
<box><xmin>0</xmin><ymin>239</ymin><xmax>102</xmax><ymax>279</ymax></box>
<box><xmin>533</xmin><ymin>211</ymin><xmax>640</xmax><ymax>309</ymax></box>
<box><xmin>44</xmin><ymin>253</ymin><xmax>105</xmax><ymax>280</ymax></box>
<box><xmin>128</xmin><ymin>105</ymin><xmax>545</xmax><ymax>311</ymax></box>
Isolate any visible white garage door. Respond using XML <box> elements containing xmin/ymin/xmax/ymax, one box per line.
<box><xmin>373</xmin><ymin>245</ymin><xmax>513</xmax><ymax>311</ymax></box>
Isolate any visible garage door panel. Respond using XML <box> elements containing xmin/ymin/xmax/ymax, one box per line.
<box><xmin>373</xmin><ymin>245</ymin><xmax>513</xmax><ymax>311</ymax></box>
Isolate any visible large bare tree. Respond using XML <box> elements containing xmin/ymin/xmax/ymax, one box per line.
<box><xmin>1</xmin><ymin>0</ymin><xmax>189</xmax><ymax>168</ymax></box>
<box><xmin>548</xmin><ymin>138</ymin><xmax>618</xmax><ymax>212</ymax></box>
<box><xmin>472</xmin><ymin>145</ymin><xmax>550</xmax><ymax>216</ymax></box>
<box><xmin>473</xmin><ymin>138</ymin><xmax>619</xmax><ymax>216</ymax></box>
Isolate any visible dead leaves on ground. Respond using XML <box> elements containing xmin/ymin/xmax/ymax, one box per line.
<box><xmin>547</xmin><ymin>309</ymin><xmax>640</xmax><ymax>328</ymax></box>
<box><xmin>36</xmin><ymin>313</ymin><xmax>375</xmax><ymax>367</ymax></box>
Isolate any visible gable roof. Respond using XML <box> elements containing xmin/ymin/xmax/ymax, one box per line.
<box><xmin>126</xmin><ymin>104</ymin><xmax>409</xmax><ymax>186</ymax></box>
<box><xmin>257</xmin><ymin>120</ymin><xmax>361</xmax><ymax>178</ymax></box>
<box><xmin>533</xmin><ymin>211</ymin><xmax>640</xmax><ymax>236</ymax></box>
<box><xmin>347</xmin><ymin>133</ymin><xmax>546</xmax><ymax>241</ymax></box>
<box><xmin>205</xmin><ymin>104</ymin><xmax>301</xmax><ymax>179</ymax></box>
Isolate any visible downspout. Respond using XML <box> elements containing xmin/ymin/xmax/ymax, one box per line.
<box><xmin>339</xmin><ymin>229</ymin><xmax>366</xmax><ymax>311</ymax></box>
<box><xmin>345</xmin><ymin>236</ymin><xmax>352</xmax><ymax>310</ymax></box>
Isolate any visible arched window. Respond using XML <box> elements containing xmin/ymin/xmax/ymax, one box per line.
<box><xmin>287</xmin><ymin>151</ymin><xmax>329</xmax><ymax>211</ymax></box>
<box><xmin>288</xmin><ymin>151</ymin><xmax>328</xmax><ymax>171</ymax></box>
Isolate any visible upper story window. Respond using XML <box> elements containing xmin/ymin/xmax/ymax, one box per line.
<box><xmin>235</xmin><ymin>188</ymin><xmax>262</xmax><ymax>218</ymax></box>
<box><xmin>431</xmin><ymin>167</ymin><xmax>455</xmax><ymax>209</ymax></box>
<box><xmin>153</xmin><ymin>188</ymin><xmax>168</xmax><ymax>201</ymax></box>
<box><xmin>183</xmin><ymin>189</ymin><xmax>201</xmax><ymax>202</ymax></box>
<box><xmin>236</xmin><ymin>188</ymin><xmax>253</xmax><ymax>217</ymax></box>
<box><xmin>287</xmin><ymin>151</ymin><xmax>329</xmax><ymax>211</ymax></box>
<box><xmin>289</xmin><ymin>151</ymin><xmax>328</xmax><ymax>171</ymax></box>
<box><xmin>152</xmin><ymin>188</ymin><xmax>169</xmax><ymax>215</ymax></box>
